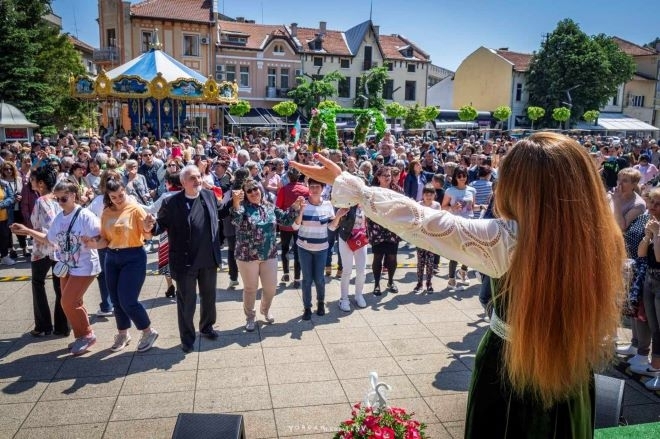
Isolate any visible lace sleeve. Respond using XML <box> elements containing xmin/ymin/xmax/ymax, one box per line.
<box><xmin>331</xmin><ymin>172</ymin><xmax>517</xmax><ymax>278</ymax></box>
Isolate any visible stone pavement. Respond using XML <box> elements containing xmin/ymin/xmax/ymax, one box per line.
<box><xmin>0</xmin><ymin>247</ymin><xmax>658</xmax><ymax>438</ymax></box>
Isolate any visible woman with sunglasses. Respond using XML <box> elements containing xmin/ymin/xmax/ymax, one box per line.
<box><xmin>442</xmin><ymin>165</ymin><xmax>476</xmax><ymax>290</ymax></box>
<box><xmin>231</xmin><ymin>179</ymin><xmax>303</xmax><ymax>331</ymax></box>
<box><xmin>10</xmin><ymin>166</ymin><xmax>69</xmax><ymax>337</ymax></box>
<box><xmin>29</xmin><ymin>181</ymin><xmax>100</xmax><ymax>355</ymax></box>
<box><xmin>291</xmin><ymin>133</ymin><xmax>626</xmax><ymax>438</ymax></box>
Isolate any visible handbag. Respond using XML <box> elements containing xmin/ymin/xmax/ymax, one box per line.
<box><xmin>53</xmin><ymin>207</ymin><xmax>82</xmax><ymax>278</ymax></box>
<box><xmin>347</xmin><ymin>228</ymin><xmax>368</xmax><ymax>252</ymax></box>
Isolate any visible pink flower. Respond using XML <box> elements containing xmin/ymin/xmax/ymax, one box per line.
<box><xmin>371</xmin><ymin>426</ymin><xmax>396</xmax><ymax>439</ymax></box>
<box><xmin>364</xmin><ymin>415</ymin><xmax>379</xmax><ymax>430</ymax></box>
<box><xmin>405</xmin><ymin>427</ymin><xmax>422</xmax><ymax>439</ymax></box>
<box><xmin>340</xmin><ymin>432</ymin><xmax>354</xmax><ymax>439</ymax></box>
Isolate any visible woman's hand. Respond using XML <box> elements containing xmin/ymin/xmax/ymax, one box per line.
<box><xmin>232</xmin><ymin>189</ymin><xmax>244</xmax><ymax>208</ymax></box>
<box><xmin>292</xmin><ymin>196</ymin><xmax>305</xmax><ymax>210</ymax></box>
<box><xmin>143</xmin><ymin>213</ymin><xmax>156</xmax><ymax>231</ymax></box>
<box><xmin>9</xmin><ymin>223</ymin><xmax>29</xmax><ymax>236</ymax></box>
<box><xmin>289</xmin><ymin>153</ymin><xmax>342</xmax><ymax>185</ymax></box>
<box><xmin>336</xmin><ymin>207</ymin><xmax>349</xmax><ymax>218</ymax></box>
<box><xmin>645</xmin><ymin>219</ymin><xmax>659</xmax><ymax>237</ymax></box>
<box><xmin>81</xmin><ymin>235</ymin><xmax>97</xmax><ymax>249</ymax></box>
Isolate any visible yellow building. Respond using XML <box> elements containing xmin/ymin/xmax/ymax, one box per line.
<box><xmin>452</xmin><ymin>47</ymin><xmax>531</xmax><ymax>128</ymax></box>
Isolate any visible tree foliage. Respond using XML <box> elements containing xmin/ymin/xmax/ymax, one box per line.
<box><xmin>0</xmin><ymin>0</ymin><xmax>88</xmax><ymax>130</ymax></box>
<box><xmin>582</xmin><ymin>110</ymin><xmax>600</xmax><ymax>124</ymax></box>
<box><xmin>552</xmin><ymin>107</ymin><xmax>571</xmax><ymax>128</ymax></box>
<box><xmin>229</xmin><ymin>100</ymin><xmax>251</xmax><ymax>117</ymax></box>
<box><xmin>272</xmin><ymin>101</ymin><xmax>297</xmax><ymax>118</ymax></box>
<box><xmin>423</xmin><ymin>106</ymin><xmax>440</xmax><ymax>122</ymax></box>
<box><xmin>526</xmin><ymin>19</ymin><xmax>635</xmax><ymax>126</ymax></box>
<box><xmin>527</xmin><ymin>106</ymin><xmax>545</xmax><ymax>130</ymax></box>
<box><xmin>287</xmin><ymin>71</ymin><xmax>343</xmax><ymax>118</ymax></box>
<box><xmin>458</xmin><ymin>105</ymin><xmax>478</xmax><ymax>121</ymax></box>
<box><xmin>317</xmin><ymin>100</ymin><xmax>341</xmax><ymax>111</ymax></box>
<box><xmin>493</xmin><ymin>106</ymin><xmax>512</xmax><ymax>124</ymax></box>
<box><xmin>353</xmin><ymin>66</ymin><xmax>390</xmax><ymax>110</ymax></box>
<box><xmin>404</xmin><ymin>104</ymin><xmax>426</xmax><ymax>129</ymax></box>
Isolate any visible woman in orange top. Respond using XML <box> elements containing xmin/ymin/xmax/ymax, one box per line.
<box><xmin>82</xmin><ymin>179</ymin><xmax>158</xmax><ymax>353</ymax></box>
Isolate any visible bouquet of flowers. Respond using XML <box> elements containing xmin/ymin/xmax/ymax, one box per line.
<box><xmin>334</xmin><ymin>402</ymin><xmax>428</xmax><ymax>439</ymax></box>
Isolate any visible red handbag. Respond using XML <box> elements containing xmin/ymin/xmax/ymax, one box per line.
<box><xmin>347</xmin><ymin>228</ymin><xmax>368</xmax><ymax>251</ymax></box>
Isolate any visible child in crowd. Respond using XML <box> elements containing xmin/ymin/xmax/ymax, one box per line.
<box><xmin>413</xmin><ymin>185</ymin><xmax>441</xmax><ymax>293</ymax></box>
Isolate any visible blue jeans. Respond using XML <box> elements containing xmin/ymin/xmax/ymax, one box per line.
<box><xmin>298</xmin><ymin>246</ymin><xmax>328</xmax><ymax>309</ymax></box>
<box><xmin>97</xmin><ymin>248</ymin><xmax>113</xmax><ymax>313</ymax></box>
<box><xmin>325</xmin><ymin>228</ymin><xmax>342</xmax><ymax>269</ymax></box>
<box><xmin>104</xmin><ymin>247</ymin><xmax>150</xmax><ymax>331</ymax></box>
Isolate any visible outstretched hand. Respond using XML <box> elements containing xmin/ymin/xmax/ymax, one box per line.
<box><xmin>289</xmin><ymin>153</ymin><xmax>342</xmax><ymax>185</ymax></box>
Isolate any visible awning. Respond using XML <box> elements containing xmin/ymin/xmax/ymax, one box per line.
<box><xmin>574</xmin><ymin>113</ymin><xmax>659</xmax><ymax>132</ymax></box>
<box><xmin>435</xmin><ymin>121</ymin><xmax>479</xmax><ymax>130</ymax></box>
<box><xmin>224</xmin><ymin>108</ymin><xmax>268</xmax><ymax>125</ymax></box>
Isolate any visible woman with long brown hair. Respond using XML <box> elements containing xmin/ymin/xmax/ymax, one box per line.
<box><xmin>292</xmin><ymin>132</ymin><xmax>626</xmax><ymax>437</ymax></box>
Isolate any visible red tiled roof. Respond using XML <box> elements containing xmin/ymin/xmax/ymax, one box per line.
<box><xmin>612</xmin><ymin>36</ymin><xmax>658</xmax><ymax>56</ymax></box>
<box><xmin>218</xmin><ymin>21</ymin><xmax>293</xmax><ymax>51</ymax></box>
<box><xmin>131</xmin><ymin>0</ymin><xmax>211</xmax><ymax>23</ymax></box>
<box><xmin>68</xmin><ymin>35</ymin><xmax>95</xmax><ymax>54</ymax></box>
<box><xmin>295</xmin><ymin>27</ymin><xmax>351</xmax><ymax>56</ymax></box>
<box><xmin>379</xmin><ymin>34</ymin><xmax>429</xmax><ymax>62</ymax></box>
<box><xmin>495</xmin><ymin>49</ymin><xmax>532</xmax><ymax>72</ymax></box>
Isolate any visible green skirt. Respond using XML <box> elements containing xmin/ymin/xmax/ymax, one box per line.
<box><xmin>465</xmin><ymin>329</ymin><xmax>595</xmax><ymax>438</ymax></box>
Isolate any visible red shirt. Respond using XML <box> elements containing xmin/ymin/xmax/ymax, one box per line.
<box><xmin>275</xmin><ymin>182</ymin><xmax>309</xmax><ymax>231</ymax></box>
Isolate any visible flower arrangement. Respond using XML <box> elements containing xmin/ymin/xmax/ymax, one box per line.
<box><xmin>334</xmin><ymin>403</ymin><xmax>428</xmax><ymax>439</ymax></box>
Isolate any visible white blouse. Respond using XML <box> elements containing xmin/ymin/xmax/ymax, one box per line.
<box><xmin>331</xmin><ymin>172</ymin><xmax>518</xmax><ymax>278</ymax></box>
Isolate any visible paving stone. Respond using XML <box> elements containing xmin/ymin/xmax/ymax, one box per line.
<box><xmin>0</xmin><ymin>380</ymin><xmax>47</xmax><ymax>403</ymax></box>
<box><xmin>120</xmin><ymin>370</ymin><xmax>196</xmax><ymax>395</ymax></box>
<box><xmin>423</xmin><ymin>422</ymin><xmax>454</xmax><ymax>438</ymax></box>
<box><xmin>232</xmin><ymin>409</ymin><xmax>277</xmax><ymax>439</ymax></box>
<box><xmin>270</xmin><ymin>380</ymin><xmax>347</xmax><ymax>408</ymax></box>
<box><xmin>424</xmin><ymin>394</ymin><xmax>469</xmax><ymax>422</ymax></box>
<box><xmin>341</xmin><ymin>375</ymin><xmax>420</xmax><ymax>402</ymax></box>
<box><xmin>371</xmin><ymin>323</ymin><xmax>434</xmax><ymax>340</ymax></box>
<box><xmin>196</xmin><ymin>365</ymin><xmax>268</xmax><ymax>390</ymax></box>
<box><xmin>408</xmin><ymin>371</ymin><xmax>472</xmax><ymax>396</ymax></box>
<box><xmin>194</xmin><ymin>385</ymin><xmax>271</xmax><ymax>412</ymax></box>
<box><xmin>330</xmin><ymin>356</ymin><xmax>405</xmax><ymax>380</ymax></box>
<box><xmin>0</xmin><ymin>402</ymin><xmax>34</xmax><ymax>431</ymax></box>
<box><xmin>13</xmin><ymin>423</ymin><xmax>105</xmax><ymax>439</ymax></box>
<box><xmin>324</xmin><ymin>340</ymin><xmax>390</xmax><ymax>360</ymax></box>
<box><xmin>127</xmin><ymin>351</ymin><xmax>198</xmax><ymax>374</ymax></box>
<box><xmin>395</xmin><ymin>353</ymin><xmax>469</xmax><ymax>375</ymax></box>
<box><xmin>266</xmin><ymin>360</ymin><xmax>337</xmax><ymax>385</ymax></box>
<box><xmin>274</xmin><ymin>403</ymin><xmax>349</xmax><ymax>437</ymax></box>
<box><xmin>443</xmin><ymin>420</ymin><xmax>466</xmax><ymax>438</ymax></box>
<box><xmin>110</xmin><ymin>391</ymin><xmax>194</xmax><ymax>421</ymax></box>
<box><xmin>198</xmin><ymin>346</ymin><xmax>264</xmax><ymax>369</ymax></box>
<box><xmin>23</xmin><ymin>397</ymin><xmax>115</xmax><ymax>427</ymax></box>
<box><xmin>104</xmin><ymin>417</ymin><xmax>177</xmax><ymax>439</ymax></box>
<box><xmin>41</xmin><ymin>376</ymin><xmax>124</xmax><ymax>400</ymax></box>
<box><xmin>258</xmin><ymin>327</ymin><xmax>321</xmax><ymax>347</ymax></box>
<box><xmin>263</xmin><ymin>345</ymin><xmax>328</xmax><ymax>365</ymax></box>
<box><xmin>315</xmin><ymin>326</ymin><xmax>380</xmax><ymax>344</ymax></box>
<box><xmin>382</xmin><ymin>337</ymin><xmax>450</xmax><ymax>356</ymax></box>
<box><xmin>0</xmin><ymin>359</ymin><xmax>63</xmax><ymax>381</ymax></box>
<box><xmin>55</xmin><ymin>355</ymin><xmax>132</xmax><ymax>379</ymax></box>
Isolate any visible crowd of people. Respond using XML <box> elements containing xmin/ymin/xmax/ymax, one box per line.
<box><xmin>0</xmin><ymin>127</ymin><xmax>658</xmax><ymax>435</ymax></box>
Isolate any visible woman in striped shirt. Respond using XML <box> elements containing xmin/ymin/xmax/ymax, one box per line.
<box><xmin>292</xmin><ymin>178</ymin><xmax>335</xmax><ymax>320</ymax></box>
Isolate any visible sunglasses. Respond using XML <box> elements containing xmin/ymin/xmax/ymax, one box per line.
<box><xmin>245</xmin><ymin>187</ymin><xmax>260</xmax><ymax>195</ymax></box>
<box><xmin>55</xmin><ymin>196</ymin><xmax>70</xmax><ymax>203</ymax></box>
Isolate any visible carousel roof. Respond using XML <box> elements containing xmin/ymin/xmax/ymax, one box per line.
<box><xmin>105</xmin><ymin>48</ymin><xmax>207</xmax><ymax>84</ymax></box>
<box><xmin>0</xmin><ymin>102</ymin><xmax>38</xmax><ymax>128</ymax></box>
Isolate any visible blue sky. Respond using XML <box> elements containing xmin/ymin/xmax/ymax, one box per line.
<box><xmin>52</xmin><ymin>0</ymin><xmax>660</xmax><ymax>71</ymax></box>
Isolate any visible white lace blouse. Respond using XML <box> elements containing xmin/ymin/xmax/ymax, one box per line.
<box><xmin>331</xmin><ymin>172</ymin><xmax>518</xmax><ymax>278</ymax></box>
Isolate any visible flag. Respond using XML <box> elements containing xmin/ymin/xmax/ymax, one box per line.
<box><xmin>291</xmin><ymin>116</ymin><xmax>301</xmax><ymax>145</ymax></box>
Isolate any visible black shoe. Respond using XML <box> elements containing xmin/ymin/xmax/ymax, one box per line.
<box><xmin>200</xmin><ymin>329</ymin><xmax>220</xmax><ymax>339</ymax></box>
<box><xmin>302</xmin><ymin>308</ymin><xmax>312</xmax><ymax>320</ymax></box>
<box><xmin>281</xmin><ymin>273</ymin><xmax>290</xmax><ymax>283</ymax></box>
<box><xmin>293</xmin><ymin>279</ymin><xmax>301</xmax><ymax>288</ymax></box>
<box><xmin>317</xmin><ymin>302</ymin><xmax>326</xmax><ymax>316</ymax></box>
<box><xmin>9</xmin><ymin>250</ymin><xmax>17</xmax><ymax>259</ymax></box>
<box><xmin>181</xmin><ymin>344</ymin><xmax>194</xmax><ymax>353</ymax></box>
<box><xmin>412</xmin><ymin>283</ymin><xmax>423</xmax><ymax>293</ymax></box>
<box><xmin>387</xmin><ymin>283</ymin><xmax>398</xmax><ymax>293</ymax></box>
<box><xmin>53</xmin><ymin>329</ymin><xmax>70</xmax><ymax>337</ymax></box>
<box><xmin>165</xmin><ymin>285</ymin><xmax>176</xmax><ymax>298</ymax></box>
<box><xmin>425</xmin><ymin>286</ymin><xmax>434</xmax><ymax>294</ymax></box>
<box><xmin>373</xmin><ymin>286</ymin><xmax>382</xmax><ymax>296</ymax></box>
<box><xmin>29</xmin><ymin>329</ymin><xmax>52</xmax><ymax>337</ymax></box>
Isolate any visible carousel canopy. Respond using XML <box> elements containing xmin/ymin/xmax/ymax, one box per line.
<box><xmin>0</xmin><ymin>102</ymin><xmax>38</xmax><ymax>128</ymax></box>
<box><xmin>70</xmin><ymin>31</ymin><xmax>238</xmax><ymax>104</ymax></box>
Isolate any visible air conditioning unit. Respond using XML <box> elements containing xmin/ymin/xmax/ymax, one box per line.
<box><xmin>200</xmin><ymin>37</ymin><xmax>209</xmax><ymax>45</ymax></box>
<box><xmin>215</xmin><ymin>72</ymin><xmax>224</xmax><ymax>81</ymax></box>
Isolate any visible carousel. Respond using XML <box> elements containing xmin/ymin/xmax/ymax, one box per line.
<box><xmin>70</xmin><ymin>30</ymin><xmax>238</xmax><ymax>139</ymax></box>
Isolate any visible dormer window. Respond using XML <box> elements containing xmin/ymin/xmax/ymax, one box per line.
<box><xmin>220</xmin><ymin>30</ymin><xmax>248</xmax><ymax>46</ymax></box>
<box><xmin>273</xmin><ymin>44</ymin><xmax>285</xmax><ymax>53</ymax></box>
<box><xmin>309</xmin><ymin>37</ymin><xmax>323</xmax><ymax>51</ymax></box>
<box><xmin>405</xmin><ymin>48</ymin><xmax>413</xmax><ymax>57</ymax></box>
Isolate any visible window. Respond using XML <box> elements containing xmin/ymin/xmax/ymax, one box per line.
<box><xmin>385</xmin><ymin>62</ymin><xmax>393</xmax><ymax>71</ymax></box>
<box><xmin>338</xmin><ymin>77</ymin><xmax>350</xmax><ymax>98</ymax></box>
<box><xmin>141</xmin><ymin>31</ymin><xmax>153</xmax><ymax>52</ymax></box>
<box><xmin>340</xmin><ymin>58</ymin><xmax>350</xmax><ymax>69</ymax></box>
<box><xmin>183</xmin><ymin>35</ymin><xmax>199</xmax><ymax>56</ymax></box>
<box><xmin>630</xmin><ymin>95</ymin><xmax>645</xmax><ymax>107</ymax></box>
<box><xmin>106</xmin><ymin>28</ymin><xmax>116</xmax><ymax>47</ymax></box>
<box><xmin>405</xmin><ymin>80</ymin><xmax>416</xmax><ymax>101</ymax></box>
<box><xmin>312</xmin><ymin>39</ymin><xmax>322</xmax><ymax>51</ymax></box>
<box><xmin>239</xmin><ymin>65</ymin><xmax>249</xmax><ymax>87</ymax></box>
<box><xmin>225</xmin><ymin>65</ymin><xmax>236</xmax><ymax>82</ymax></box>
<box><xmin>515</xmin><ymin>83</ymin><xmax>523</xmax><ymax>102</ymax></box>
<box><xmin>383</xmin><ymin>79</ymin><xmax>394</xmax><ymax>100</ymax></box>
<box><xmin>314</xmin><ymin>57</ymin><xmax>323</xmax><ymax>67</ymax></box>
<box><xmin>612</xmin><ymin>93</ymin><xmax>618</xmax><ymax>106</ymax></box>
<box><xmin>407</xmin><ymin>63</ymin><xmax>416</xmax><ymax>73</ymax></box>
<box><xmin>295</xmin><ymin>69</ymin><xmax>302</xmax><ymax>78</ymax></box>
<box><xmin>267</xmin><ymin>67</ymin><xmax>277</xmax><ymax>87</ymax></box>
<box><xmin>280</xmin><ymin>68</ymin><xmax>290</xmax><ymax>89</ymax></box>
<box><xmin>273</xmin><ymin>44</ymin><xmax>284</xmax><ymax>54</ymax></box>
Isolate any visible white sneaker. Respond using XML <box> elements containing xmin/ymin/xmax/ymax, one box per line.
<box><xmin>110</xmin><ymin>333</ymin><xmax>132</xmax><ymax>352</ymax></box>
<box><xmin>1</xmin><ymin>255</ymin><xmax>16</xmax><ymax>266</ymax></box>
<box><xmin>245</xmin><ymin>318</ymin><xmax>256</xmax><ymax>332</ymax></box>
<box><xmin>645</xmin><ymin>376</ymin><xmax>660</xmax><ymax>390</ymax></box>
<box><xmin>457</xmin><ymin>269</ymin><xmax>470</xmax><ymax>285</ymax></box>
<box><xmin>627</xmin><ymin>354</ymin><xmax>650</xmax><ymax>366</ymax></box>
<box><xmin>354</xmin><ymin>294</ymin><xmax>367</xmax><ymax>308</ymax></box>
<box><xmin>96</xmin><ymin>309</ymin><xmax>114</xmax><ymax>317</ymax></box>
<box><xmin>338</xmin><ymin>299</ymin><xmax>351</xmax><ymax>312</ymax></box>
<box><xmin>616</xmin><ymin>344</ymin><xmax>637</xmax><ymax>356</ymax></box>
<box><xmin>228</xmin><ymin>280</ymin><xmax>239</xmax><ymax>289</ymax></box>
<box><xmin>629</xmin><ymin>363</ymin><xmax>660</xmax><ymax>376</ymax></box>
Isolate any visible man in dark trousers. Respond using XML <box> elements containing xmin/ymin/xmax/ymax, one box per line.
<box><xmin>144</xmin><ymin>165</ymin><xmax>222</xmax><ymax>353</ymax></box>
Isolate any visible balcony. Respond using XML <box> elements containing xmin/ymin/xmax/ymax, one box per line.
<box><xmin>265</xmin><ymin>86</ymin><xmax>291</xmax><ymax>99</ymax></box>
<box><xmin>93</xmin><ymin>47</ymin><xmax>120</xmax><ymax>63</ymax></box>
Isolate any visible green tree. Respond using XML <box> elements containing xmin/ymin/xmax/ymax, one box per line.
<box><xmin>287</xmin><ymin>71</ymin><xmax>343</xmax><ymax>118</ymax></box>
<box><xmin>552</xmin><ymin>107</ymin><xmax>571</xmax><ymax>129</ymax></box>
<box><xmin>229</xmin><ymin>100</ymin><xmax>251</xmax><ymax>135</ymax></box>
<box><xmin>385</xmin><ymin>102</ymin><xmax>408</xmax><ymax>131</ymax></box>
<box><xmin>353</xmin><ymin>66</ymin><xmax>390</xmax><ymax>110</ymax></box>
<box><xmin>458</xmin><ymin>105</ymin><xmax>478</xmax><ymax>121</ymax></box>
<box><xmin>582</xmin><ymin>110</ymin><xmax>600</xmax><ymax>125</ymax></box>
<box><xmin>526</xmin><ymin>19</ymin><xmax>635</xmax><ymax>125</ymax></box>
<box><xmin>493</xmin><ymin>106</ymin><xmax>512</xmax><ymax>129</ymax></box>
<box><xmin>0</xmin><ymin>0</ymin><xmax>88</xmax><ymax>131</ymax></box>
<box><xmin>527</xmin><ymin>106</ymin><xmax>545</xmax><ymax>130</ymax></box>
<box><xmin>423</xmin><ymin>106</ymin><xmax>440</xmax><ymax>123</ymax></box>
<box><xmin>317</xmin><ymin>100</ymin><xmax>341</xmax><ymax>111</ymax></box>
<box><xmin>404</xmin><ymin>104</ymin><xmax>426</xmax><ymax>129</ymax></box>
<box><xmin>272</xmin><ymin>101</ymin><xmax>297</xmax><ymax>137</ymax></box>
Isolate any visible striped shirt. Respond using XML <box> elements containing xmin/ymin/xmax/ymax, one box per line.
<box><xmin>295</xmin><ymin>201</ymin><xmax>335</xmax><ymax>252</ymax></box>
<box><xmin>469</xmin><ymin>179</ymin><xmax>493</xmax><ymax>207</ymax></box>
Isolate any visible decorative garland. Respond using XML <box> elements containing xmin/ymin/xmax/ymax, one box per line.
<box><xmin>306</xmin><ymin>107</ymin><xmax>386</xmax><ymax>149</ymax></box>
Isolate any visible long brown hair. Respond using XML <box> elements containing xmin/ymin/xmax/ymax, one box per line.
<box><xmin>495</xmin><ymin>132</ymin><xmax>625</xmax><ymax>407</ymax></box>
